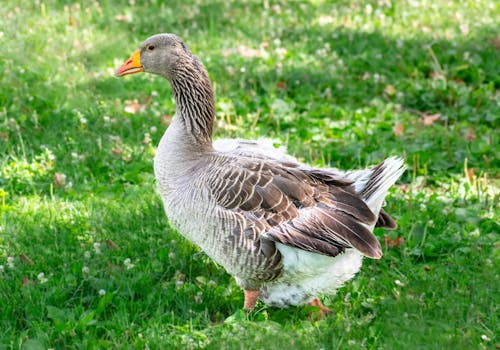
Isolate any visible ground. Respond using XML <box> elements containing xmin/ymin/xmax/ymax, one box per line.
<box><xmin>0</xmin><ymin>1</ymin><xmax>498</xmax><ymax>349</ymax></box>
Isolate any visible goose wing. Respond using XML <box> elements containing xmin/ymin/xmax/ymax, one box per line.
<box><xmin>199</xmin><ymin>153</ymin><xmax>383</xmax><ymax>259</ymax></box>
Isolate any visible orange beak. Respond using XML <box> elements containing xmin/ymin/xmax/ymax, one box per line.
<box><xmin>115</xmin><ymin>49</ymin><xmax>144</xmax><ymax>77</ymax></box>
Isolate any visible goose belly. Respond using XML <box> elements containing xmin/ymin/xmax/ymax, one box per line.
<box><xmin>260</xmin><ymin>245</ymin><xmax>363</xmax><ymax>307</ymax></box>
<box><xmin>162</xmin><ymin>196</ymin><xmax>226</xmax><ymax>258</ymax></box>
<box><xmin>161</xmin><ymin>191</ymin><xmax>263</xmax><ymax>281</ymax></box>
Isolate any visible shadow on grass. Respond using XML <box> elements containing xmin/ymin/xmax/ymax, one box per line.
<box><xmin>82</xmin><ymin>23</ymin><xmax>499</xmax><ymax>174</ymax></box>
<box><xmin>5</xmin><ymin>1</ymin><xmax>498</xmax><ymax>177</ymax></box>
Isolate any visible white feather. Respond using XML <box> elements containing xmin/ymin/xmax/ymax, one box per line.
<box><xmin>260</xmin><ymin>245</ymin><xmax>363</xmax><ymax>307</ymax></box>
<box><xmin>348</xmin><ymin>157</ymin><xmax>406</xmax><ymax>215</ymax></box>
<box><xmin>213</xmin><ymin>138</ymin><xmax>297</xmax><ymax>162</ymax></box>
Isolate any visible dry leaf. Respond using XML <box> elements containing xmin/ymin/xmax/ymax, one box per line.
<box><xmin>424</xmin><ymin>265</ymin><xmax>431</xmax><ymax>271</ymax></box>
<box><xmin>161</xmin><ymin>115</ymin><xmax>172</xmax><ymax>126</ymax></box>
<box><xmin>22</xmin><ymin>277</ymin><xmax>36</xmax><ymax>286</ymax></box>
<box><xmin>492</xmin><ymin>36</ymin><xmax>500</xmax><ymax>50</ymax></box>
<box><xmin>422</xmin><ymin>113</ymin><xmax>440</xmax><ymax>126</ymax></box>
<box><xmin>276</xmin><ymin>81</ymin><xmax>287</xmax><ymax>91</ymax></box>
<box><xmin>271</xmin><ymin>4</ymin><xmax>281</xmax><ymax>14</ymax></box>
<box><xmin>429</xmin><ymin>71</ymin><xmax>445</xmax><ymax>80</ymax></box>
<box><xmin>111</xmin><ymin>148</ymin><xmax>122</xmax><ymax>157</ymax></box>
<box><xmin>108</xmin><ymin>263</ymin><xmax>122</xmax><ymax>272</ymax></box>
<box><xmin>142</xmin><ymin>133</ymin><xmax>152</xmax><ymax>144</ymax></box>
<box><xmin>106</xmin><ymin>239</ymin><xmax>121</xmax><ymax>251</ymax></box>
<box><xmin>142</xmin><ymin>96</ymin><xmax>152</xmax><ymax>108</ymax></box>
<box><xmin>19</xmin><ymin>253</ymin><xmax>34</xmax><ymax>265</ymax></box>
<box><xmin>393</xmin><ymin>122</ymin><xmax>405</xmax><ymax>136</ymax></box>
<box><xmin>124</xmin><ymin>99</ymin><xmax>143</xmax><ymax>114</ymax></box>
<box><xmin>115</xmin><ymin>14</ymin><xmax>132</xmax><ymax>22</ymax></box>
<box><xmin>54</xmin><ymin>173</ymin><xmax>67</xmax><ymax>188</ymax></box>
<box><xmin>68</xmin><ymin>14</ymin><xmax>75</xmax><ymax>26</ymax></box>
<box><xmin>396</xmin><ymin>183</ymin><xmax>410</xmax><ymax>193</ymax></box>
<box><xmin>124</xmin><ymin>98</ymin><xmax>150</xmax><ymax>114</ymax></box>
<box><xmin>384</xmin><ymin>84</ymin><xmax>396</xmax><ymax>96</ymax></box>
<box><xmin>384</xmin><ymin>234</ymin><xmax>405</xmax><ymax>248</ymax></box>
<box><xmin>464</xmin><ymin>127</ymin><xmax>476</xmax><ymax>141</ymax></box>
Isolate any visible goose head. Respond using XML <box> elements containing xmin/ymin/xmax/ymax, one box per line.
<box><xmin>115</xmin><ymin>34</ymin><xmax>215</xmax><ymax>146</ymax></box>
<box><xmin>115</xmin><ymin>33</ymin><xmax>191</xmax><ymax>79</ymax></box>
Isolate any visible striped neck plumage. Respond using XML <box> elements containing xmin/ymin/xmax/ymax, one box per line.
<box><xmin>169</xmin><ymin>54</ymin><xmax>215</xmax><ymax>148</ymax></box>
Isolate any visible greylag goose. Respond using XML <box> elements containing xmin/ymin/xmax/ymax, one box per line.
<box><xmin>116</xmin><ymin>34</ymin><xmax>405</xmax><ymax>313</ymax></box>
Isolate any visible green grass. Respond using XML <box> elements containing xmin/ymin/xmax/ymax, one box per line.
<box><xmin>1</xmin><ymin>0</ymin><xmax>499</xmax><ymax>349</ymax></box>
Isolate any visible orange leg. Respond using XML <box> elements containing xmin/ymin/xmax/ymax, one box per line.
<box><xmin>243</xmin><ymin>290</ymin><xmax>260</xmax><ymax>310</ymax></box>
<box><xmin>308</xmin><ymin>298</ymin><xmax>332</xmax><ymax>319</ymax></box>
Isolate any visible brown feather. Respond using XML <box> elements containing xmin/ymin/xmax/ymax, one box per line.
<box><xmin>210</xmin><ymin>155</ymin><xmax>386</xmax><ymax>262</ymax></box>
<box><xmin>255</xmin><ymin>184</ymin><xmax>285</xmax><ymax>211</ymax></box>
<box><xmin>271</xmin><ymin>176</ymin><xmax>311</xmax><ymax>202</ymax></box>
<box><xmin>266</xmin><ymin>225</ymin><xmax>345</xmax><ymax>257</ymax></box>
<box><xmin>239</xmin><ymin>190</ymin><xmax>263</xmax><ymax>211</ymax></box>
<box><xmin>328</xmin><ymin>187</ymin><xmax>377</xmax><ymax>224</ymax></box>
<box><xmin>307</xmin><ymin>168</ymin><xmax>354</xmax><ymax>186</ymax></box>
<box><xmin>376</xmin><ymin>208</ymin><xmax>397</xmax><ymax>229</ymax></box>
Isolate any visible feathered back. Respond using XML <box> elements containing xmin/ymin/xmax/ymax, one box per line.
<box><xmin>194</xmin><ymin>153</ymin><xmax>404</xmax><ymax>261</ymax></box>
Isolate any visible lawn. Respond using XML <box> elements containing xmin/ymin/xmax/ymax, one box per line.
<box><xmin>0</xmin><ymin>0</ymin><xmax>499</xmax><ymax>349</ymax></box>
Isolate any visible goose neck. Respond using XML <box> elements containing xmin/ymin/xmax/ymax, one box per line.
<box><xmin>168</xmin><ymin>58</ymin><xmax>216</xmax><ymax>149</ymax></box>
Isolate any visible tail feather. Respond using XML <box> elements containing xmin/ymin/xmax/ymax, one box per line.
<box><xmin>346</xmin><ymin>157</ymin><xmax>406</xmax><ymax>219</ymax></box>
<box><xmin>376</xmin><ymin>208</ymin><xmax>398</xmax><ymax>230</ymax></box>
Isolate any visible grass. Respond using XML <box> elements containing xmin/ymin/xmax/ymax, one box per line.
<box><xmin>0</xmin><ymin>0</ymin><xmax>498</xmax><ymax>349</ymax></box>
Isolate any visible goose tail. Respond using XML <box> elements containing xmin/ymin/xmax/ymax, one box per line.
<box><xmin>347</xmin><ymin>157</ymin><xmax>406</xmax><ymax>217</ymax></box>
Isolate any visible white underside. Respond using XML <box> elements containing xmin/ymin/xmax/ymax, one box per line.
<box><xmin>260</xmin><ymin>245</ymin><xmax>363</xmax><ymax>307</ymax></box>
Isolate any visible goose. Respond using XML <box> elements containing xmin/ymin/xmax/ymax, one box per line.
<box><xmin>115</xmin><ymin>34</ymin><xmax>405</xmax><ymax>314</ymax></box>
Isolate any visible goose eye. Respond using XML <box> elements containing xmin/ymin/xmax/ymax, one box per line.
<box><xmin>147</xmin><ymin>45</ymin><xmax>155</xmax><ymax>51</ymax></box>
